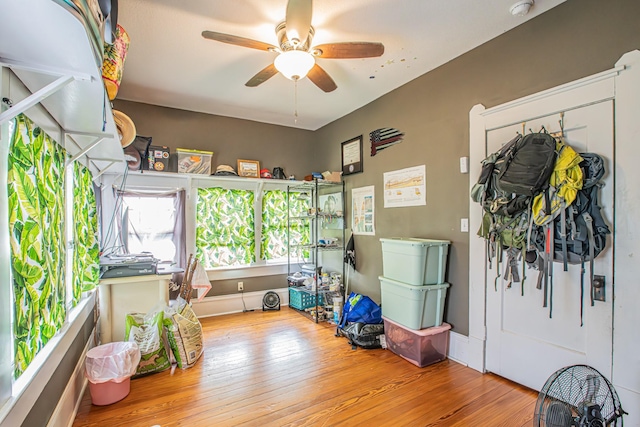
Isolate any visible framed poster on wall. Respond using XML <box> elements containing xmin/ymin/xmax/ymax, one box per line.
<box><xmin>341</xmin><ymin>135</ymin><xmax>363</xmax><ymax>176</ymax></box>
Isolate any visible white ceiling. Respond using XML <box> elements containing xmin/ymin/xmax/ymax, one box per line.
<box><xmin>117</xmin><ymin>0</ymin><xmax>567</xmax><ymax>130</ymax></box>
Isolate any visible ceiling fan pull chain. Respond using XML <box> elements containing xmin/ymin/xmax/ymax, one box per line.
<box><xmin>294</xmin><ymin>77</ymin><xmax>299</xmax><ymax>124</ymax></box>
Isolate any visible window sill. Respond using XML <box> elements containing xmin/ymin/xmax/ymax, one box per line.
<box><xmin>205</xmin><ymin>263</ymin><xmax>288</xmax><ymax>281</ymax></box>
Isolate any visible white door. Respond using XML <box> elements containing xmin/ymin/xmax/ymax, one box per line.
<box><xmin>483</xmin><ymin>100</ymin><xmax>614</xmax><ymax>391</ymax></box>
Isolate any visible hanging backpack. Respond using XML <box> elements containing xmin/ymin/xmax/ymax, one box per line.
<box><xmin>530</xmin><ymin>152</ymin><xmax>610</xmax><ymax>322</ymax></box>
<box><xmin>471</xmin><ymin>131</ymin><xmax>558</xmax><ymax>291</ymax></box>
<box><xmin>496</xmin><ymin>132</ymin><xmax>557</xmax><ymax>197</ymax></box>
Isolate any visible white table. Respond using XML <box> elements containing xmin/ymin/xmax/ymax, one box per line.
<box><xmin>98</xmin><ymin>274</ymin><xmax>172</xmax><ymax>343</ymax></box>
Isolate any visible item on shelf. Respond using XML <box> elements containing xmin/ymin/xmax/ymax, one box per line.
<box><xmin>126</xmin><ymin>135</ymin><xmax>152</xmax><ymax>171</ymax></box>
<box><xmin>124</xmin><ymin>145</ymin><xmax>141</xmax><ymax>170</ymax></box>
<box><xmin>272</xmin><ymin>167</ymin><xmax>286</xmax><ymax>179</ymax></box>
<box><xmin>102</xmin><ymin>24</ymin><xmax>130</xmax><ymax>101</ymax></box>
<box><xmin>260</xmin><ymin>168</ymin><xmax>272</xmax><ymax>178</ymax></box>
<box><xmin>322</xmin><ymin>171</ymin><xmax>342</xmax><ymax>182</ymax></box>
<box><xmin>176</xmin><ymin>148</ymin><xmax>213</xmax><ymax>175</ymax></box>
<box><xmin>289</xmin><ymin>287</ymin><xmax>325</xmax><ymax>310</ymax></box>
<box><xmin>214</xmin><ymin>164</ymin><xmax>238</xmax><ymax>176</ymax></box>
<box><xmin>147</xmin><ymin>145</ymin><xmax>170</xmax><ymax>171</ymax></box>
<box><xmin>113</xmin><ymin>110</ymin><xmax>136</xmax><ymax>148</ymax></box>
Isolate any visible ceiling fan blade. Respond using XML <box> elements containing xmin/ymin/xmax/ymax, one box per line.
<box><xmin>307</xmin><ymin>63</ymin><xmax>337</xmax><ymax>93</ymax></box>
<box><xmin>202</xmin><ymin>31</ymin><xmax>277</xmax><ymax>52</ymax></box>
<box><xmin>285</xmin><ymin>0</ymin><xmax>312</xmax><ymax>46</ymax></box>
<box><xmin>245</xmin><ymin>63</ymin><xmax>279</xmax><ymax>87</ymax></box>
<box><xmin>313</xmin><ymin>42</ymin><xmax>385</xmax><ymax>59</ymax></box>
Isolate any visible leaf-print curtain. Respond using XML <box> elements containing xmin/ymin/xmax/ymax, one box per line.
<box><xmin>8</xmin><ymin>115</ymin><xmax>66</xmax><ymax>377</ymax></box>
<box><xmin>261</xmin><ymin>190</ymin><xmax>310</xmax><ymax>260</ymax></box>
<box><xmin>196</xmin><ymin>188</ymin><xmax>255</xmax><ymax>268</ymax></box>
<box><xmin>71</xmin><ymin>162</ymin><xmax>100</xmax><ymax>306</ymax></box>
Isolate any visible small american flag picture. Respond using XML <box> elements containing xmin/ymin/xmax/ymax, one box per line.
<box><xmin>370</xmin><ymin>128</ymin><xmax>404</xmax><ymax>156</ymax></box>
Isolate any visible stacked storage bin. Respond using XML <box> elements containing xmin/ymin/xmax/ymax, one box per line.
<box><xmin>379</xmin><ymin>238</ymin><xmax>451</xmax><ymax>367</ymax></box>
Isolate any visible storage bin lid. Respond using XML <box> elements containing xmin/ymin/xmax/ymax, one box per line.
<box><xmin>176</xmin><ymin>148</ymin><xmax>213</xmax><ymax>155</ymax></box>
<box><xmin>383</xmin><ymin>316</ymin><xmax>451</xmax><ymax>336</ymax></box>
<box><xmin>380</xmin><ymin>237</ymin><xmax>450</xmax><ymax>246</ymax></box>
<box><xmin>379</xmin><ymin>275</ymin><xmax>450</xmax><ymax>291</ymax></box>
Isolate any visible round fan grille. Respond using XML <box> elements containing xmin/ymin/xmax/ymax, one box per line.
<box><xmin>263</xmin><ymin>291</ymin><xmax>280</xmax><ymax>310</ymax></box>
<box><xmin>534</xmin><ymin>365</ymin><xmax>625</xmax><ymax>427</ymax></box>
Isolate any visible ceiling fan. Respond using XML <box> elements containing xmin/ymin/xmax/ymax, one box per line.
<box><xmin>201</xmin><ymin>0</ymin><xmax>384</xmax><ymax>92</ymax></box>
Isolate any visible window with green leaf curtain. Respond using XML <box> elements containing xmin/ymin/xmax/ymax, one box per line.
<box><xmin>196</xmin><ymin>187</ymin><xmax>255</xmax><ymax>268</ymax></box>
<box><xmin>71</xmin><ymin>162</ymin><xmax>100</xmax><ymax>306</ymax></box>
<box><xmin>8</xmin><ymin>114</ymin><xmax>66</xmax><ymax>377</ymax></box>
<box><xmin>261</xmin><ymin>190</ymin><xmax>310</xmax><ymax>261</ymax></box>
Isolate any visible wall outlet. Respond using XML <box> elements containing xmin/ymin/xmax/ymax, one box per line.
<box><xmin>238</xmin><ymin>281</ymin><xmax>244</xmax><ymax>292</ymax></box>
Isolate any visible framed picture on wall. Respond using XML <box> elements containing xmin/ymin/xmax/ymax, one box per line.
<box><xmin>237</xmin><ymin>159</ymin><xmax>260</xmax><ymax>178</ymax></box>
<box><xmin>341</xmin><ymin>135</ymin><xmax>363</xmax><ymax>176</ymax></box>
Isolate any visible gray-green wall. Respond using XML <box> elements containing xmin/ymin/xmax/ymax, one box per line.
<box><xmin>312</xmin><ymin>0</ymin><xmax>640</xmax><ymax>335</ymax></box>
<box><xmin>113</xmin><ymin>100</ymin><xmax>316</xmax><ymax>180</ymax></box>
<box><xmin>114</xmin><ymin>0</ymin><xmax>640</xmax><ymax>334</ymax></box>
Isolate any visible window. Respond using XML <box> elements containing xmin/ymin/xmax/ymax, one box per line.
<box><xmin>122</xmin><ymin>192</ymin><xmax>183</xmax><ymax>263</ymax></box>
<box><xmin>195</xmin><ymin>187</ymin><xmax>310</xmax><ymax>268</ymax></box>
<box><xmin>261</xmin><ymin>190</ymin><xmax>310</xmax><ymax>262</ymax></box>
<box><xmin>196</xmin><ymin>188</ymin><xmax>255</xmax><ymax>268</ymax></box>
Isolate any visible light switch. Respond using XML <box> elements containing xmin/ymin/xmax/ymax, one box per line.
<box><xmin>460</xmin><ymin>156</ymin><xmax>469</xmax><ymax>174</ymax></box>
<box><xmin>461</xmin><ymin>218</ymin><xmax>469</xmax><ymax>232</ymax></box>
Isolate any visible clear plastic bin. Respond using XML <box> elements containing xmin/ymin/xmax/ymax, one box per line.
<box><xmin>384</xmin><ymin>316</ymin><xmax>451</xmax><ymax>367</ymax></box>
<box><xmin>380</xmin><ymin>238</ymin><xmax>449</xmax><ymax>285</ymax></box>
<box><xmin>380</xmin><ymin>276</ymin><xmax>449</xmax><ymax>329</ymax></box>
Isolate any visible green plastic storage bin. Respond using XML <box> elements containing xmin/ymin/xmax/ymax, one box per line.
<box><xmin>380</xmin><ymin>238</ymin><xmax>450</xmax><ymax>285</ymax></box>
<box><xmin>379</xmin><ymin>276</ymin><xmax>449</xmax><ymax>330</ymax></box>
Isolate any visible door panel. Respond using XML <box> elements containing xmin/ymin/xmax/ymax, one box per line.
<box><xmin>484</xmin><ymin>100</ymin><xmax>614</xmax><ymax>391</ymax></box>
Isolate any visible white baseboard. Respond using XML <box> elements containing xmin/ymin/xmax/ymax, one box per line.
<box><xmin>48</xmin><ymin>330</ymin><xmax>95</xmax><ymax>427</ymax></box>
<box><xmin>191</xmin><ymin>288</ymin><xmax>290</xmax><ymax>318</ymax></box>
<box><xmin>447</xmin><ymin>331</ymin><xmax>469</xmax><ymax>366</ymax></box>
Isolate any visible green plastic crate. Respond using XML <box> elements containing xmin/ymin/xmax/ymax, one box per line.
<box><xmin>289</xmin><ymin>287</ymin><xmax>325</xmax><ymax>310</ymax></box>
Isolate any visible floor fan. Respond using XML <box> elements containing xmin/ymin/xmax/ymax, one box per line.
<box><xmin>534</xmin><ymin>365</ymin><xmax>626</xmax><ymax>426</ymax></box>
<box><xmin>263</xmin><ymin>291</ymin><xmax>281</xmax><ymax>311</ymax></box>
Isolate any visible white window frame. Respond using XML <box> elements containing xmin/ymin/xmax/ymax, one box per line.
<box><xmin>103</xmin><ymin>171</ymin><xmax>307</xmax><ymax>282</ymax></box>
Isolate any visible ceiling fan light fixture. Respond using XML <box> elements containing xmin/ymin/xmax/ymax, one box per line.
<box><xmin>274</xmin><ymin>50</ymin><xmax>315</xmax><ymax>80</ymax></box>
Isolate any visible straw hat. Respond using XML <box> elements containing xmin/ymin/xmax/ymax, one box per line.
<box><xmin>113</xmin><ymin>110</ymin><xmax>136</xmax><ymax>148</ymax></box>
<box><xmin>214</xmin><ymin>164</ymin><xmax>238</xmax><ymax>176</ymax></box>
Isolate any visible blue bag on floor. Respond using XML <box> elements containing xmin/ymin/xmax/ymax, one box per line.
<box><xmin>338</xmin><ymin>292</ymin><xmax>383</xmax><ymax>329</ymax></box>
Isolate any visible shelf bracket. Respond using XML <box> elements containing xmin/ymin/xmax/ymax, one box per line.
<box><xmin>90</xmin><ymin>161</ymin><xmax>117</xmax><ymax>181</ymax></box>
<box><xmin>67</xmin><ymin>135</ymin><xmax>106</xmax><ymax>166</ymax></box>
<box><xmin>0</xmin><ymin>74</ymin><xmax>74</xmax><ymax>125</ymax></box>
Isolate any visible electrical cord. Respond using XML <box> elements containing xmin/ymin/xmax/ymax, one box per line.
<box><xmin>241</xmin><ymin>289</ymin><xmax>254</xmax><ymax>312</ymax></box>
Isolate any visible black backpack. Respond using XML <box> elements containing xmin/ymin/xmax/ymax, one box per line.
<box><xmin>338</xmin><ymin>322</ymin><xmax>385</xmax><ymax>350</ymax></box>
<box><xmin>471</xmin><ymin>132</ymin><xmax>558</xmax><ymax>290</ymax></box>
<box><xmin>496</xmin><ymin>132</ymin><xmax>557</xmax><ymax>197</ymax></box>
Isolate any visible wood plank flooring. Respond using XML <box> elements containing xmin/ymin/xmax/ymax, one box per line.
<box><xmin>73</xmin><ymin>308</ymin><xmax>537</xmax><ymax>427</ymax></box>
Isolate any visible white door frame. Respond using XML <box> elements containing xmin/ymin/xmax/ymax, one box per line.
<box><xmin>467</xmin><ymin>50</ymin><xmax>640</xmax><ymax>379</ymax></box>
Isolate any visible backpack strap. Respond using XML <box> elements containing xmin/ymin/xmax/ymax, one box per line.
<box><xmin>580</xmin><ymin>260</ymin><xmax>585</xmax><ymax>327</ymax></box>
<box><xmin>548</xmin><ymin>222</ymin><xmax>555</xmax><ymax>319</ymax></box>
<box><xmin>560</xmin><ymin>207</ymin><xmax>568</xmax><ymax>272</ymax></box>
<box><xmin>543</xmin><ymin>224</ymin><xmax>550</xmax><ymax>308</ymax></box>
<box><xmin>583</xmin><ymin>212</ymin><xmax>596</xmax><ymax>306</ymax></box>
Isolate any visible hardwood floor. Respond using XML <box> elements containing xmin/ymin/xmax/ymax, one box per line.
<box><xmin>73</xmin><ymin>308</ymin><xmax>537</xmax><ymax>427</ymax></box>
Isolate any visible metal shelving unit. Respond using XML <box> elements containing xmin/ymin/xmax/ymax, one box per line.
<box><xmin>287</xmin><ymin>179</ymin><xmax>345</xmax><ymax>323</ymax></box>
